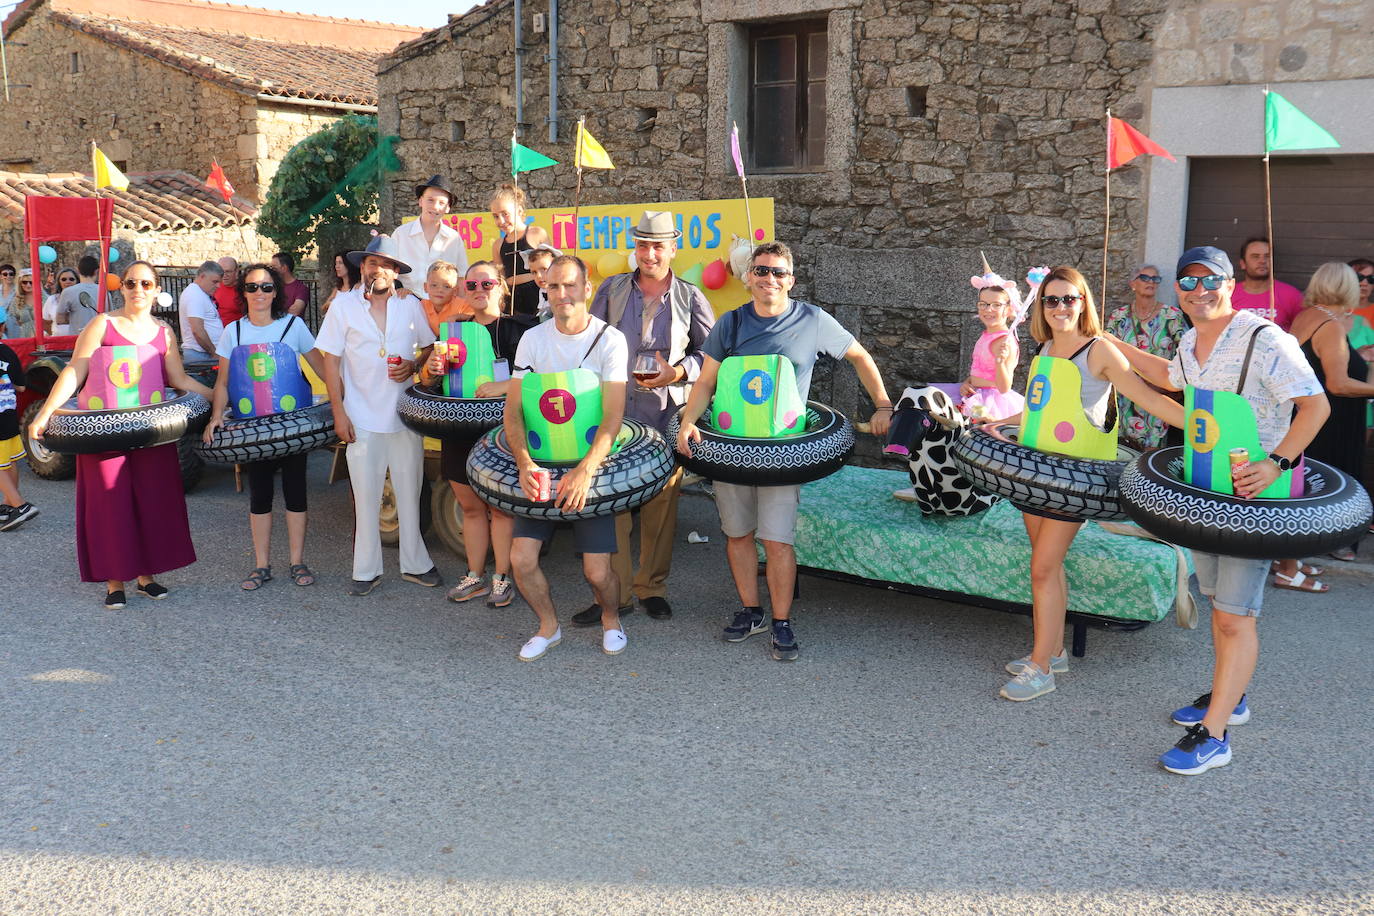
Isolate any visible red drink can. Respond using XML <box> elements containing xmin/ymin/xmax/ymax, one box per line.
<box><xmin>531</xmin><ymin>468</ymin><xmax>552</xmax><ymax>502</ymax></box>
<box><xmin>387</xmin><ymin>354</ymin><xmax>404</xmax><ymax>370</ymax></box>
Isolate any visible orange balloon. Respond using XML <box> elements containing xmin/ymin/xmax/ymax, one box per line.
<box><xmin>105</xmin><ymin>273</ymin><xmax>121</xmax><ymax>291</ymax></box>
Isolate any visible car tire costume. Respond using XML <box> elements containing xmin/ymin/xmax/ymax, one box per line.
<box><xmin>667</xmin><ymin>402</ymin><xmax>854</xmax><ymax>486</ymax></box>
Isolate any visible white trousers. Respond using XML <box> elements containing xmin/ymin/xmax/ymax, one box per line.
<box><xmin>346</xmin><ymin>427</ymin><xmax>433</xmax><ymax>581</ymax></box>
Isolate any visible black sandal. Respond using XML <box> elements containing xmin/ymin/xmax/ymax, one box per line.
<box><xmin>241</xmin><ymin>567</ymin><xmax>273</xmax><ymax>591</ymax></box>
<box><xmin>289</xmin><ymin>563</ymin><xmax>316</xmax><ymax>587</ymax></box>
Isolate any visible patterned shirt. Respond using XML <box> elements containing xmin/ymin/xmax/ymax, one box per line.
<box><xmin>1106</xmin><ymin>300</ymin><xmax>1189</xmax><ymax>447</ymax></box>
<box><xmin>1167</xmin><ymin>309</ymin><xmax>1321</xmax><ymax>452</ymax></box>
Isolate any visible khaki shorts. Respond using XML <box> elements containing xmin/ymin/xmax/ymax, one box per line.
<box><xmin>713</xmin><ymin>481</ymin><xmax>801</xmax><ymax>545</ymax></box>
<box><xmin>0</xmin><ymin>435</ymin><xmax>24</xmax><ymax>470</ymax></box>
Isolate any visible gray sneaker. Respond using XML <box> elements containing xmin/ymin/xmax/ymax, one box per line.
<box><xmin>446</xmin><ymin>573</ymin><xmax>489</xmax><ymax>603</ymax></box>
<box><xmin>487</xmin><ymin>575</ymin><xmax>515</xmax><ymax>608</ymax></box>
<box><xmin>402</xmin><ymin>567</ymin><xmax>443</xmax><ymax>587</ymax></box>
<box><xmin>1000</xmin><ymin>664</ymin><xmax>1056</xmax><ymax>702</ymax></box>
<box><xmin>1005</xmin><ymin>650</ymin><xmax>1069</xmax><ymax>676</ymax></box>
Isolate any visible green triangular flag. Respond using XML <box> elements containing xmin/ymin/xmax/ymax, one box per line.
<box><xmin>1265</xmin><ymin>90</ymin><xmax>1339</xmax><ymax>153</ymax></box>
<box><xmin>512</xmin><ymin>140</ymin><xmax>559</xmax><ymax>175</ymax></box>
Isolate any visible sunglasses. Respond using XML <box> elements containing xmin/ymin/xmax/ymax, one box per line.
<box><xmin>750</xmin><ymin>265</ymin><xmax>792</xmax><ymax>279</ymax></box>
<box><xmin>243</xmin><ymin>282</ymin><xmax>275</xmax><ymax>293</ymax></box>
<box><xmin>0</xmin><ymin>271</ymin><xmax>14</xmax><ymax>277</ymax></box>
<box><xmin>122</xmin><ymin>278</ymin><xmax>156</xmax><ymax>290</ymax></box>
<box><xmin>466</xmin><ymin>279</ymin><xmax>500</xmax><ymax>291</ymax></box>
<box><xmin>1134</xmin><ymin>274</ymin><xmax>1162</xmax><ymax>283</ymax></box>
<box><xmin>1042</xmin><ymin>294</ymin><xmax>1083</xmax><ymax>309</ymax></box>
<box><xmin>1357</xmin><ymin>273</ymin><xmax>1374</xmax><ymax>283</ymax></box>
<box><xmin>1177</xmin><ymin>274</ymin><xmax>1227</xmax><ymax>291</ymax></box>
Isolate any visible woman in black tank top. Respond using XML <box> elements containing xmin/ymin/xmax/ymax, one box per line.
<box><xmin>488</xmin><ymin>183</ymin><xmax>549</xmax><ymax>318</ymax></box>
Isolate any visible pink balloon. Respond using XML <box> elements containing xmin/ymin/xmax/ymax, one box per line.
<box><xmin>702</xmin><ymin>259</ymin><xmax>728</xmax><ymax>291</ymax></box>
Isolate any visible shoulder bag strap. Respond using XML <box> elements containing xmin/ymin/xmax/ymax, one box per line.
<box><xmin>1234</xmin><ymin>325</ymin><xmax>1268</xmax><ymax>395</ymax></box>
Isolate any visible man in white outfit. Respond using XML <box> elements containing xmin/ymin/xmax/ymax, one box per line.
<box><xmin>316</xmin><ymin>234</ymin><xmax>442</xmax><ymax>595</ymax></box>
<box><xmin>393</xmin><ymin>175</ymin><xmax>470</xmax><ymax>295</ymax></box>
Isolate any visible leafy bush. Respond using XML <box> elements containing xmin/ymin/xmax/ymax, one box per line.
<box><xmin>256</xmin><ymin>114</ymin><xmax>401</xmax><ymax>258</ymax></box>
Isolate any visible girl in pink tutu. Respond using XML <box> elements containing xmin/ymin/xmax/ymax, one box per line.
<box><xmin>960</xmin><ymin>264</ymin><xmax>1040</xmax><ymax>421</ymax></box>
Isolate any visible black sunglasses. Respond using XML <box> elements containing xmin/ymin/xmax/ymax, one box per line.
<box><xmin>1177</xmin><ymin>274</ymin><xmax>1227</xmax><ymax>291</ymax></box>
<box><xmin>466</xmin><ymin>279</ymin><xmax>499</xmax><ymax>291</ymax></box>
<box><xmin>1357</xmin><ymin>273</ymin><xmax>1374</xmax><ymax>283</ymax></box>
<box><xmin>750</xmin><ymin>265</ymin><xmax>792</xmax><ymax>279</ymax></box>
<box><xmin>1042</xmin><ymin>294</ymin><xmax>1083</xmax><ymax>308</ymax></box>
<box><xmin>1134</xmin><ymin>274</ymin><xmax>1162</xmax><ymax>283</ymax></box>
<box><xmin>243</xmin><ymin>282</ymin><xmax>275</xmax><ymax>293</ymax></box>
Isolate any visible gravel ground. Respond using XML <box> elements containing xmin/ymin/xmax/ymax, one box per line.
<box><xmin>2</xmin><ymin>455</ymin><xmax>1372</xmax><ymax>915</ymax></box>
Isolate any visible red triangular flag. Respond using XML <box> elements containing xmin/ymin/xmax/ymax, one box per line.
<box><xmin>1107</xmin><ymin>117</ymin><xmax>1175</xmax><ymax>170</ymax></box>
<box><xmin>207</xmin><ymin>160</ymin><xmax>235</xmax><ymax>203</ymax></box>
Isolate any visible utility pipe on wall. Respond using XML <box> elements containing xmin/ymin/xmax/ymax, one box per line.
<box><xmin>547</xmin><ymin>0</ymin><xmax>559</xmax><ymax>144</ymax></box>
<box><xmin>514</xmin><ymin>0</ymin><xmax>524</xmax><ymax>134</ymax></box>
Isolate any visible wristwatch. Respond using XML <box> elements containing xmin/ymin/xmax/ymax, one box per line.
<box><xmin>1268</xmin><ymin>453</ymin><xmax>1294</xmax><ymax>472</ymax></box>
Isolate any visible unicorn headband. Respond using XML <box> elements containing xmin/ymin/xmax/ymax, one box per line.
<box><xmin>970</xmin><ymin>252</ymin><xmax>1026</xmax><ymax>330</ymax></box>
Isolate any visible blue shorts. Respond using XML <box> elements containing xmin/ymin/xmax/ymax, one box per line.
<box><xmin>513</xmin><ymin>514</ymin><xmax>618</xmax><ymax>555</ymax></box>
<box><xmin>1191</xmin><ymin>551</ymin><xmax>1270</xmax><ymax>617</ymax></box>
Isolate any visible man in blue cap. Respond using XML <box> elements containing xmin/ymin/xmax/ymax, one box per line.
<box><xmin>1111</xmin><ymin>245</ymin><xmax>1328</xmax><ymax>775</ymax></box>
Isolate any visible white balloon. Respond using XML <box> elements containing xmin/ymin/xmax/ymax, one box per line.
<box><xmin>156</xmin><ymin>291</ymin><xmax>173</xmax><ymax>307</ymax></box>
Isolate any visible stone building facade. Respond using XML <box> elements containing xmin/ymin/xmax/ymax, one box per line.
<box><xmin>0</xmin><ymin>0</ymin><xmax>421</xmax><ymax>203</ymax></box>
<box><xmin>378</xmin><ymin>0</ymin><xmax>1374</xmax><ymax>426</ymax></box>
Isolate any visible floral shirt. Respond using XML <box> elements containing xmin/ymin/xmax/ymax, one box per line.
<box><xmin>1106</xmin><ymin>300</ymin><xmax>1189</xmax><ymax>448</ymax></box>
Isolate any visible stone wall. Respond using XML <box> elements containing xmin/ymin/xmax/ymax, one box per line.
<box><xmin>389</xmin><ymin>1</ymin><xmax>1371</xmax><ymax>427</ymax></box>
<box><xmin>0</xmin><ymin>225</ymin><xmax>274</xmax><ymax>276</ymax></box>
<box><xmin>0</xmin><ymin>8</ymin><xmax>354</xmax><ymax>202</ymax></box>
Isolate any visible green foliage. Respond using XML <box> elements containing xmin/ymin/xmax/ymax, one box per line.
<box><xmin>256</xmin><ymin>114</ymin><xmax>402</xmax><ymax>258</ymax></box>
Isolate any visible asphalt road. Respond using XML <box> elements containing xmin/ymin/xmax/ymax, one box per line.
<box><xmin>3</xmin><ymin>455</ymin><xmax>1372</xmax><ymax>915</ymax></box>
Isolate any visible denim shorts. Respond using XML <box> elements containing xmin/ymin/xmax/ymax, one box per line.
<box><xmin>1191</xmin><ymin>551</ymin><xmax>1271</xmax><ymax>617</ymax></box>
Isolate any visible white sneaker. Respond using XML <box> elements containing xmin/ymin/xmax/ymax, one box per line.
<box><xmin>893</xmin><ymin>487</ymin><xmax>918</xmax><ymax>502</ymax></box>
<box><xmin>518</xmin><ymin>627</ymin><xmax>561</xmax><ymax>662</ymax></box>
<box><xmin>603</xmin><ymin>628</ymin><xmax>627</xmax><ymax>655</ymax></box>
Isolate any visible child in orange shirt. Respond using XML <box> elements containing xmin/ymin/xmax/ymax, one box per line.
<box><xmin>420</xmin><ymin>261</ymin><xmax>473</xmax><ymax>333</ymax></box>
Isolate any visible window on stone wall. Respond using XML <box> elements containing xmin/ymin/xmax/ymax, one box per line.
<box><xmin>748</xmin><ymin>19</ymin><xmax>826</xmax><ymax>172</ymax></box>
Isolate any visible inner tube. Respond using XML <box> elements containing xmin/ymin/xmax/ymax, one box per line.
<box><xmin>466</xmin><ymin>419</ymin><xmax>673</xmax><ymax>520</ymax></box>
<box><xmin>951</xmin><ymin>422</ymin><xmax>1139</xmax><ymax>521</ymax></box>
<box><xmin>41</xmin><ymin>390</ymin><xmax>211</xmax><ymax>455</ymax></box>
<box><xmin>396</xmin><ymin>383</ymin><xmax>505</xmax><ymax>438</ymax></box>
<box><xmin>1120</xmin><ymin>447</ymin><xmax>1373</xmax><ymax>559</ymax></box>
<box><xmin>197</xmin><ymin>400</ymin><xmax>336</xmax><ymax>464</ymax></box>
<box><xmin>665</xmin><ymin>402</ymin><xmax>854</xmax><ymax>486</ymax></box>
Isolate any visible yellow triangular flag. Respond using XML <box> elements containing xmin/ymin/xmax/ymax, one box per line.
<box><xmin>574</xmin><ymin>120</ymin><xmax>614</xmax><ymax>170</ymax></box>
<box><xmin>93</xmin><ymin>145</ymin><xmax>129</xmax><ymax>190</ymax></box>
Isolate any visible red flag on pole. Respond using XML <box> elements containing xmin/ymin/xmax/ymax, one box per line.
<box><xmin>206</xmin><ymin>160</ymin><xmax>235</xmax><ymax>202</ymax></box>
<box><xmin>1107</xmin><ymin>117</ymin><xmax>1175</xmax><ymax>170</ymax></box>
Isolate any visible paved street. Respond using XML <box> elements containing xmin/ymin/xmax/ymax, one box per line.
<box><xmin>3</xmin><ymin>455</ymin><xmax>1372</xmax><ymax>915</ymax></box>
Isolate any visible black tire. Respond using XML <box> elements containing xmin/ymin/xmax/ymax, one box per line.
<box><xmin>40</xmin><ymin>391</ymin><xmax>211</xmax><ymax>455</ymax></box>
<box><xmin>196</xmin><ymin>402</ymin><xmax>337</xmax><ymax>464</ymax></box>
<box><xmin>665</xmin><ymin>402</ymin><xmax>855</xmax><ymax>486</ymax></box>
<box><xmin>1120</xmin><ymin>447</ymin><xmax>1373</xmax><ymax>560</ymax></box>
<box><xmin>396</xmin><ymin>384</ymin><xmax>505</xmax><ymax>438</ymax></box>
<box><xmin>20</xmin><ymin>400</ymin><xmax>76</xmax><ymax>480</ymax></box>
<box><xmin>177</xmin><ymin>436</ymin><xmax>204</xmax><ymax>493</ymax></box>
<box><xmin>467</xmin><ymin>419</ymin><xmax>674</xmax><ymax>520</ymax></box>
<box><xmin>378</xmin><ymin>474</ymin><xmax>433</xmax><ymax>546</ymax></box>
<box><xmin>951</xmin><ymin>422</ymin><xmax>1140</xmax><ymax>521</ymax></box>
<box><xmin>429</xmin><ymin>480</ymin><xmax>466</xmax><ymax>557</ymax></box>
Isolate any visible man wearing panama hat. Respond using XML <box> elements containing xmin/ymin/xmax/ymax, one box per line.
<box><xmin>317</xmin><ymin>234</ymin><xmax>442</xmax><ymax>596</ymax></box>
<box><xmin>394</xmin><ymin>174</ymin><xmax>469</xmax><ymax>296</ymax></box>
<box><xmin>570</xmin><ymin>210</ymin><xmax>715</xmax><ymax>625</ymax></box>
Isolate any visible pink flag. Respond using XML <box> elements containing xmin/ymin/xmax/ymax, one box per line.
<box><xmin>730</xmin><ymin>122</ymin><xmax>745</xmax><ymax>177</ymax></box>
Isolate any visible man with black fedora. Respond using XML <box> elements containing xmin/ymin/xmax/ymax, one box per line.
<box><xmin>572</xmin><ymin>210</ymin><xmax>716</xmax><ymax>625</ymax></box>
<box><xmin>317</xmin><ymin>234</ymin><xmax>442</xmax><ymax>596</ymax></box>
<box><xmin>394</xmin><ymin>174</ymin><xmax>469</xmax><ymax>296</ymax></box>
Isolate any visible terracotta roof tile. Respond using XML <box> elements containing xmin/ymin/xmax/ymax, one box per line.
<box><xmin>0</xmin><ymin>169</ymin><xmax>258</xmax><ymax>232</ymax></box>
<box><xmin>54</xmin><ymin>10</ymin><xmax>382</xmax><ymax>106</ymax></box>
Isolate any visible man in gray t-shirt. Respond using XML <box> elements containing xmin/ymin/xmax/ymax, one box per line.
<box><xmin>56</xmin><ymin>256</ymin><xmax>101</xmax><ymax>335</ymax></box>
<box><xmin>676</xmin><ymin>241</ymin><xmax>893</xmax><ymax>662</ymax></box>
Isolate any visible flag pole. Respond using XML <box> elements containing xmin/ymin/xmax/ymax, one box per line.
<box><xmin>733</xmin><ymin>120</ymin><xmax>754</xmax><ymax>244</ymax></box>
<box><xmin>1101</xmin><ymin>108</ymin><xmax>1112</xmax><ymax>325</ymax></box>
<box><xmin>1263</xmin><ymin>87</ymin><xmax>1276</xmax><ymax>315</ymax></box>
<box><xmin>511</xmin><ymin>129</ymin><xmax>518</xmax><ymax>193</ymax></box>
<box><xmin>571</xmin><ymin>117</ymin><xmax>585</xmax><ymax>258</ymax></box>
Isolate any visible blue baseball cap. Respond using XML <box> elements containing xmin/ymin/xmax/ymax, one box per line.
<box><xmin>1176</xmin><ymin>246</ymin><xmax>1233</xmax><ymax>279</ymax></box>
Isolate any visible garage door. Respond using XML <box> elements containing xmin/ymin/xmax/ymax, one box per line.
<box><xmin>1185</xmin><ymin>155</ymin><xmax>1374</xmax><ymax>290</ymax></box>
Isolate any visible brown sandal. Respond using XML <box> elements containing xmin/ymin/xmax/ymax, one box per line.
<box><xmin>1272</xmin><ymin>569</ymin><xmax>1328</xmax><ymax>593</ymax></box>
<box><xmin>1270</xmin><ymin>560</ymin><xmax>1325</xmax><ymax>577</ymax></box>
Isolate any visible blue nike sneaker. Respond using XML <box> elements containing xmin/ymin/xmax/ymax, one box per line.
<box><xmin>1160</xmin><ymin>724</ymin><xmax>1231</xmax><ymax>775</ymax></box>
<box><xmin>1171</xmin><ymin>691</ymin><xmax>1250</xmax><ymax>727</ymax></box>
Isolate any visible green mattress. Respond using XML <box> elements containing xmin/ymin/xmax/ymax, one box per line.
<box><xmin>789</xmin><ymin>466</ymin><xmax>1188</xmax><ymax>623</ymax></box>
